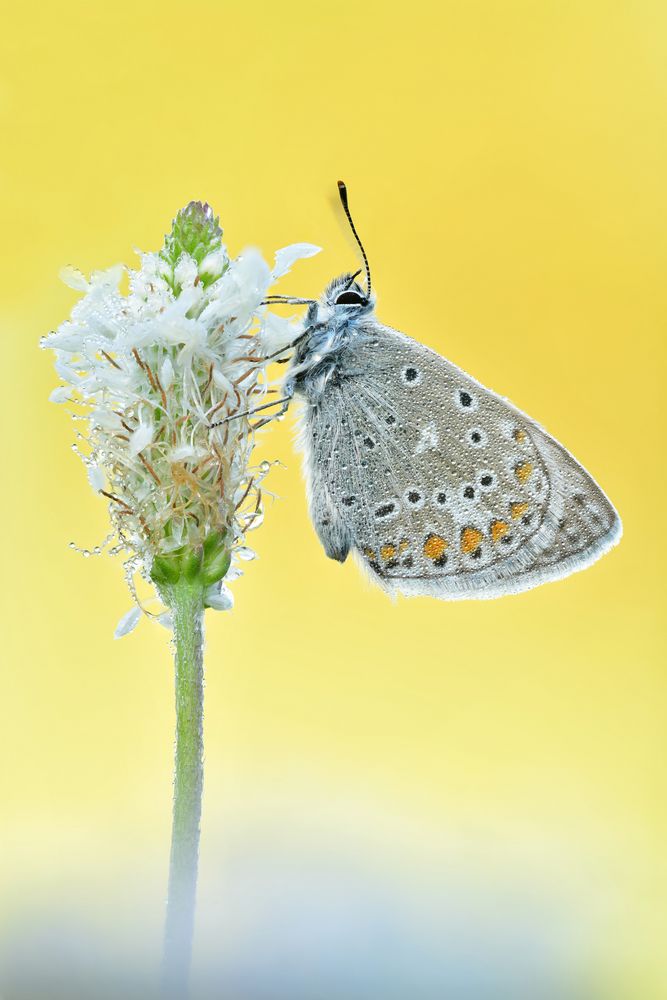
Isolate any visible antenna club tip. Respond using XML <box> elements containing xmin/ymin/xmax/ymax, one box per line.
<box><xmin>337</xmin><ymin>180</ymin><xmax>349</xmax><ymax>208</ymax></box>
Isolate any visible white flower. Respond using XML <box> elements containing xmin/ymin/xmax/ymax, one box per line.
<box><xmin>43</xmin><ymin>201</ymin><xmax>320</xmax><ymax>632</ymax></box>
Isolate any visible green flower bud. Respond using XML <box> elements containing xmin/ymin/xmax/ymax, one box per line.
<box><xmin>203</xmin><ymin>530</ymin><xmax>225</xmax><ymax>559</ymax></box>
<box><xmin>151</xmin><ymin>554</ymin><xmax>182</xmax><ymax>586</ymax></box>
<box><xmin>161</xmin><ymin>202</ymin><xmax>223</xmax><ymax>270</ymax></box>
<box><xmin>202</xmin><ymin>549</ymin><xmax>232</xmax><ymax>586</ymax></box>
<box><xmin>182</xmin><ymin>547</ymin><xmax>203</xmax><ymax>582</ymax></box>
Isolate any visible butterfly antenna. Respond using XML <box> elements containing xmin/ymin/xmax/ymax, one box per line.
<box><xmin>337</xmin><ymin>180</ymin><xmax>372</xmax><ymax>297</ymax></box>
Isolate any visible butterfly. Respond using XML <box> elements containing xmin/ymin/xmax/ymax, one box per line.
<box><xmin>261</xmin><ymin>182</ymin><xmax>622</xmax><ymax>600</ymax></box>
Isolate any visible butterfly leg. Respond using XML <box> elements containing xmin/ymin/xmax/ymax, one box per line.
<box><xmin>209</xmin><ymin>387</ymin><xmax>294</xmax><ymax>429</ymax></box>
<box><xmin>251</xmin><ymin>394</ymin><xmax>293</xmax><ymax>429</ymax></box>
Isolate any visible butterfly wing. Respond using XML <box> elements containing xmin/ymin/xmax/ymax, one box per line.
<box><xmin>298</xmin><ymin>323</ymin><xmax>621</xmax><ymax>599</ymax></box>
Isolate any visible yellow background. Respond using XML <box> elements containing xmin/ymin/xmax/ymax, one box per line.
<box><xmin>1</xmin><ymin>1</ymin><xmax>666</xmax><ymax>996</ymax></box>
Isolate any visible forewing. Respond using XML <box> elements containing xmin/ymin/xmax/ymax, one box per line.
<box><xmin>299</xmin><ymin>323</ymin><xmax>621</xmax><ymax>599</ymax></box>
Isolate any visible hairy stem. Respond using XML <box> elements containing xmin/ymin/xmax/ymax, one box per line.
<box><xmin>161</xmin><ymin>578</ymin><xmax>206</xmax><ymax>998</ymax></box>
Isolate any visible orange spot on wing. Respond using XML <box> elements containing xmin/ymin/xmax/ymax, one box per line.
<box><xmin>399</xmin><ymin>539</ymin><xmax>409</xmax><ymax>553</ymax></box>
<box><xmin>515</xmin><ymin>461</ymin><xmax>533</xmax><ymax>484</ymax></box>
<box><xmin>511</xmin><ymin>502</ymin><xmax>529</xmax><ymax>519</ymax></box>
<box><xmin>461</xmin><ymin>527</ymin><xmax>483</xmax><ymax>553</ymax></box>
<box><xmin>423</xmin><ymin>535</ymin><xmax>448</xmax><ymax>560</ymax></box>
<box><xmin>514</xmin><ymin>428</ymin><xmax>527</xmax><ymax>443</ymax></box>
<box><xmin>491</xmin><ymin>520</ymin><xmax>509</xmax><ymax>542</ymax></box>
<box><xmin>380</xmin><ymin>544</ymin><xmax>397</xmax><ymax>561</ymax></box>
<box><xmin>363</xmin><ymin>547</ymin><xmax>376</xmax><ymax>560</ymax></box>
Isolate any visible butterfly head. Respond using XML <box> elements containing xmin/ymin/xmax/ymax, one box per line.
<box><xmin>302</xmin><ymin>271</ymin><xmax>374</xmax><ymax>330</ymax></box>
<box><xmin>325</xmin><ymin>272</ymin><xmax>370</xmax><ymax>307</ymax></box>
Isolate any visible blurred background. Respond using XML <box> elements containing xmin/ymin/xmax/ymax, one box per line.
<box><xmin>1</xmin><ymin>1</ymin><xmax>666</xmax><ymax>997</ymax></box>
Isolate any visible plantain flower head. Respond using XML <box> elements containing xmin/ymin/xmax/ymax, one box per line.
<box><xmin>42</xmin><ymin>202</ymin><xmax>319</xmax><ymax>634</ymax></box>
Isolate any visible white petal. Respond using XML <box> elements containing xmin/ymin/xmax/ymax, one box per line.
<box><xmin>235</xmin><ymin>546</ymin><xmax>256</xmax><ymax>561</ymax></box>
<box><xmin>202</xmin><ymin>248</ymin><xmax>271</xmax><ymax>321</ymax></box>
<box><xmin>199</xmin><ymin>248</ymin><xmax>228</xmax><ymax>278</ymax></box>
<box><xmin>206</xmin><ymin>586</ymin><xmax>234</xmax><ymax>611</ymax></box>
<box><xmin>272</xmin><ymin>242</ymin><xmax>321</xmax><ymax>279</ymax></box>
<box><xmin>229</xmin><ymin>249</ymin><xmax>272</xmax><ymax>310</ymax></box>
<box><xmin>90</xmin><ymin>264</ymin><xmax>124</xmax><ymax>288</ymax></box>
<box><xmin>49</xmin><ymin>386</ymin><xmax>71</xmax><ymax>403</ymax></box>
<box><xmin>174</xmin><ymin>255</ymin><xmax>198</xmax><ymax>288</ymax></box>
<box><xmin>45</xmin><ymin>328</ymin><xmax>85</xmax><ymax>351</ymax></box>
<box><xmin>129</xmin><ymin>421</ymin><xmax>154</xmax><ymax>455</ymax></box>
<box><xmin>91</xmin><ymin>408</ymin><xmax>122</xmax><ymax>430</ymax></box>
<box><xmin>78</xmin><ymin>375</ymin><xmax>105</xmax><ymax>394</ymax></box>
<box><xmin>244</xmin><ymin>510</ymin><xmax>264</xmax><ymax>530</ymax></box>
<box><xmin>261</xmin><ymin>311</ymin><xmax>300</xmax><ymax>354</ymax></box>
<box><xmin>167</xmin><ymin>443</ymin><xmax>203</xmax><ymax>461</ymax></box>
<box><xmin>211</xmin><ymin>369</ymin><xmax>233</xmax><ymax>391</ymax></box>
<box><xmin>161</xmin><ymin>536</ymin><xmax>183</xmax><ymax>553</ymax></box>
<box><xmin>87</xmin><ymin>465</ymin><xmax>105</xmax><ymax>492</ymax></box>
<box><xmin>170</xmin><ymin>517</ymin><xmax>185</xmax><ymax>544</ymax></box>
<box><xmin>158</xmin><ymin>314</ymin><xmax>207</xmax><ymax>351</ymax></box>
<box><xmin>114</xmin><ymin>606</ymin><xmax>142</xmax><ymax>639</ymax></box>
<box><xmin>54</xmin><ymin>360</ymin><xmax>84</xmax><ymax>385</ymax></box>
<box><xmin>160</xmin><ymin>356</ymin><xmax>175</xmax><ymax>391</ymax></box>
<box><xmin>60</xmin><ymin>266</ymin><xmax>89</xmax><ymax>291</ymax></box>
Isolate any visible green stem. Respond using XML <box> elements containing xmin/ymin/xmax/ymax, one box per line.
<box><xmin>161</xmin><ymin>577</ymin><xmax>206</xmax><ymax>999</ymax></box>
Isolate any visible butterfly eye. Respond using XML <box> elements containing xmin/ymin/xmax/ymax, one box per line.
<box><xmin>335</xmin><ymin>291</ymin><xmax>367</xmax><ymax>306</ymax></box>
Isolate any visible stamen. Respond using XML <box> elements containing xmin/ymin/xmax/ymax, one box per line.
<box><xmin>137</xmin><ymin>451</ymin><xmax>161</xmax><ymax>485</ymax></box>
<box><xmin>100</xmin><ymin>490</ymin><xmax>134</xmax><ymax>512</ymax></box>
<box><xmin>101</xmin><ymin>350</ymin><xmax>122</xmax><ymax>370</ymax></box>
<box><xmin>234</xmin><ymin>478</ymin><xmax>254</xmax><ymax>511</ymax></box>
